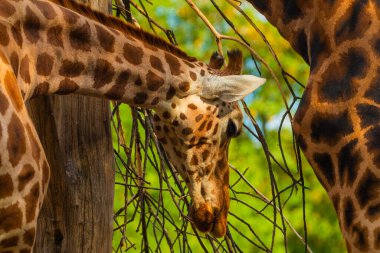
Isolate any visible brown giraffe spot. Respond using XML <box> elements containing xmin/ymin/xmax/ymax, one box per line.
<box><xmin>281</xmin><ymin>0</ymin><xmax>303</xmax><ymax>22</ymax></box>
<box><xmin>10</xmin><ymin>52</ymin><xmax>19</xmax><ymax>77</ymax></box>
<box><xmin>42</xmin><ymin>160</ymin><xmax>50</xmax><ymax>188</ymax></box>
<box><xmin>20</xmin><ymin>55</ymin><xmax>31</xmax><ymax>83</ymax></box>
<box><xmin>309</xmin><ymin>20</ymin><xmax>332</xmax><ymax>72</ymax></box>
<box><xmin>150</xmin><ymin>55</ymin><xmax>165</xmax><ymax>73</ymax></box>
<box><xmin>179</xmin><ymin>113</ymin><xmax>187</xmax><ymax>120</ymax></box>
<box><xmin>200</xmin><ymin>69</ymin><xmax>205</xmax><ymax>76</ymax></box>
<box><xmin>115</xmin><ymin>56</ymin><xmax>122</xmax><ymax>63</ymax></box>
<box><xmin>93</xmin><ymin>59</ymin><xmax>115</xmax><ymax>88</ymax></box>
<box><xmin>23</xmin><ymin>6</ymin><xmax>41</xmax><ymax>43</ymax></box>
<box><xmin>11</xmin><ymin>21</ymin><xmax>23</xmax><ymax>48</ymax></box>
<box><xmin>132</xmin><ymin>92</ymin><xmax>148</xmax><ymax>105</ymax></box>
<box><xmin>36</xmin><ymin>53</ymin><xmax>54</xmax><ymax>76</ymax></box>
<box><xmin>366</xmin><ymin>203</ymin><xmax>380</xmax><ymax>222</ymax></box>
<box><xmin>95</xmin><ymin>24</ymin><xmax>115</xmax><ymax>53</ymax></box>
<box><xmin>313</xmin><ymin>152</ymin><xmax>335</xmax><ymax>189</ymax></box>
<box><xmin>146</xmin><ymin>70</ymin><xmax>164</xmax><ymax>91</ymax></box>
<box><xmin>134</xmin><ymin>74</ymin><xmax>142</xmax><ymax>86</ymax></box>
<box><xmin>0</xmin><ymin>236</ymin><xmax>18</xmax><ymax>248</ymax></box>
<box><xmin>34</xmin><ymin>0</ymin><xmax>56</xmax><ymax>19</ymax></box>
<box><xmin>60</xmin><ymin>6</ymin><xmax>79</xmax><ymax>24</ymax></box>
<box><xmin>202</xmin><ymin>150</ymin><xmax>210</xmax><ymax>161</ymax></box>
<box><xmin>179</xmin><ymin>82</ymin><xmax>190</xmax><ymax>92</ymax></box>
<box><xmin>59</xmin><ymin>60</ymin><xmax>84</xmax><ymax>77</ymax></box>
<box><xmin>0</xmin><ymin>23</ymin><xmax>10</xmax><ymax>46</ymax></box>
<box><xmin>56</xmin><ymin>79</ymin><xmax>79</xmax><ymax>95</ymax></box>
<box><xmin>123</xmin><ymin>43</ymin><xmax>143</xmax><ymax>65</ymax></box>
<box><xmin>318</xmin><ymin>48</ymin><xmax>367</xmax><ymax>102</ymax></box>
<box><xmin>364</xmin><ymin>68</ymin><xmax>380</xmax><ymax>104</ymax></box>
<box><xmin>375</xmin><ymin>227</ymin><xmax>380</xmax><ymax>250</ymax></box>
<box><xmin>188</xmin><ymin>103</ymin><xmax>197</xmax><ymax>110</ymax></box>
<box><xmin>162</xmin><ymin>111</ymin><xmax>171</xmax><ymax>119</ymax></box>
<box><xmin>343</xmin><ymin>197</ymin><xmax>355</xmax><ymax>230</ymax></box>
<box><xmin>206</xmin><ymin>121</ymin><xmax>213</xmax><ymax>131</ymax></box>
<box><xmin>374</xmin><ymin>38</ymin><xmax>380</xmax><ymax>56</ymax></box>
<box><xmin>4</xmin><ymin>71</ymin><xmax>23</xmax><ymax>112</ymax></box>
<box><xmin>18</xmin><ymin>164</ymin><xmax>35</xmax><ymax>192</ymax></box>
<box><xmin>166</xmin><ymin>86</ymin><xmax>176</xmax><ymax>100</ymax></box>
<box><xmin>25</xmin><ymin>183</ymin><xmax>40</xmax><ymax>223</ymax></box>
<box><xmin>0</xmin><ymin>203</ymin><xmax>22</xmax><ymax>232</ymax></box>
<box><xmin>0</xmin><ymin>90</ymin><xmax>9</xmax><ymax>115</ymax></box>
<box><xmin>32</xmin><ymin>82</ymin><xmax>50</xmax><ymax>97</ymax></box>
<box><xmin>189</xmin><ymin>71</ymin><xmax>197</xmax><ymax>81</ymax></box>
<box><xmin>364</xmin><ymin>125</ymin><xmax>380</xmax><ymax>167</ymax></box>
<box><xmin>151</xmin><ymin>97</ymin><xmax>159</xmax><ymax>106</ymax></box>
<box><xmin>334</xmin><ymin>0</ymin><xmax>371</xmax><ymax>46</ymax></box>
<box><xmin>47</xmin><ymin>25</ymin><xmax>63</xmax><ymax>48</ymax></box>
<box><xmin>355</xmin><ymin>170</ymin><xmax>380</xmax><ymax>208</ymax></box>
<box><xmin>212</xmin><ymin>123</ymin><xmax>219</xmax><ymax>135</ymax></box>
<box><xmin>105</xmin><ymin>71</ymin><xmax>131</xmax><ymax>99</ymax></box>
<box><xmin>23</xmin><ymin>227</ymin><xmax>35</xmax><ymax>246</ymax></box>
<box><xmin>195</xmin><ymin>114</ymin><xmax>203</xmax><ymax>122</ymax></box>
<box><xmin>165</xmin><ymin>52</ymin><xmax>182</xmax><ymax>75</ymax></box>
<box><xmin>0</xmin><ymin>0</ymin><xmax>15</xmax><ymax>18</ymax></box>
<box><xmin>70</xmin><ymin>22</ymin><xmax>91</xmax><ymax>51</ymax></box>
<box><xmin>0</xmin><ymin>174</ymin><xmax>13</xmax><ymax>199</ymax></box>
<box><xmin>352</xmin><ymin>222</ymin><xmax>369</xmax><ymax>251</ymax></box>
<box><xmin>338</xmin><ymin>139</ymin><xmax>361</xmax><ymax>187</ymax></box>
<box><xmin>7</xmin><ymin>113</ymin><xmax>26</xmax><ymax>167</ymax></box>
<box><xmin>158</xmin><ymin>137</ymin><xmax>167</xmax><ymax>145</ymax></box>
<box><xmin>182</xmin><ymin>128</ymin><xmax>193</xmax><ymax>136</ymax></box>
<box><xmin>171</xmin><ymin>103</ymin><xmax>176</xmax><ymax>109</ymax></box>
<box><xmin>310</xmin><ymin>110</ymin><xmax>353</xmax><ymax>146</ymax></box>
<box><xmin>155</xmin><ymin>126</ymin><xmax>161</xmax><ymax>131</ymax></box>
<box><xmin>198</xmin><ymin>120</ymin><xmax>207</xmax><ymax>131</ymax></box>
<box><xmin>190</xmin><ymin>155</ymin><xmax>198</xmax><ymax>166</ymax></box>
<box><xmin>294</xmin><ymin>29</ymin><xmax>309</xmax><ymax>64</ymax></box>
<box><xmin>153</xmin><ymin>114</ymin><xmax>160</xmax><ymax>122</ymax></box>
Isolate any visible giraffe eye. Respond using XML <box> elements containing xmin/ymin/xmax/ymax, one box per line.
<box><xmin>226</xmin><ymin>120</ymin><xmax>238</xmax><ymax>138</ymax></box>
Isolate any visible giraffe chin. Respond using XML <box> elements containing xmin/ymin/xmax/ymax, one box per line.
<box><xmin>190</xmin><ymin>203</ymin><xmax>227</xmax><ymax>238</ymax></box>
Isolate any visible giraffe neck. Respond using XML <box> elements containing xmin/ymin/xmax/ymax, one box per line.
<box><xmin>1</xmin><ymin>0</ymin><xmax>207</xmax><ymax>108</ymax></box>
<box><xmin>249</xmin><ymin>0</ymin><xmax>380</xmax><ymax>252</ymax></box>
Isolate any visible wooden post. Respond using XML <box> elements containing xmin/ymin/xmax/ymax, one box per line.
<box><xmin>30</xmin><ymin>1</ymin><xmax>115</xmax><ymax>252</ymax></box>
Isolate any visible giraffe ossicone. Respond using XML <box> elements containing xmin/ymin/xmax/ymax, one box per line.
<box><xmin>0</xmin><ymin>0</ymin><xmax>265</xmax><ymax>251</ymax></box>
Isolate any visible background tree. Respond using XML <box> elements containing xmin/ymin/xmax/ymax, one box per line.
<box><xmin>30</xmin><ymin>0</ymin><xmax>114</xmax><ymax>252</ymax></box>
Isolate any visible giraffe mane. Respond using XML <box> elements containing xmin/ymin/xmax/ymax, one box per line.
<box><xmin>48</xmin><ymin>0</ymin><xmax>197</xmax><ymax>62</ymax></box>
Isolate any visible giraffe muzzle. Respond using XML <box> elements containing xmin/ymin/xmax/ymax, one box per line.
<box><xmin>190</xmin><ymin>202</ymin><xmax>227</xmax><ymax>238</ymax></box>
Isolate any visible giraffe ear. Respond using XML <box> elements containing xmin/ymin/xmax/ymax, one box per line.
<box><xmin>201</xmin><ymin>75</ymin><xmax>266</xmax><ymax>102</ymax></box>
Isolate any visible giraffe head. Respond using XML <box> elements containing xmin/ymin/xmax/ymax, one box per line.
<box><xmin>153</xmin><ymin>50</ymin><xmax>265</xmax><ymax>237</ymax></box>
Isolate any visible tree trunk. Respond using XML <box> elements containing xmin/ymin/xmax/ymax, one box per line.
<box><xmin>29</xmin><ymin>1</ymin><xmax>115</xmax><ymax>252</ymax></box>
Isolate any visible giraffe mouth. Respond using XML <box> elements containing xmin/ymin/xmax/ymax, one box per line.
<box><xmin>190</xmin><ymin>202</ymin><xmax>227</xmax><ymax>238</ymax></box>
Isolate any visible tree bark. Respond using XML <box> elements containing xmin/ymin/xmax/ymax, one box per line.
<box><xmin>30</xmin><ymin>1</ymin><xmax>115</xmax><ymax>252</ymax></box>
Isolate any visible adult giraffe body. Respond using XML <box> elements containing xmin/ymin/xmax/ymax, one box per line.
<box><xmin>0</xmin><ymin>0</ymin><xmax>265</xmax><ymax>251</ymax></box>
<box><xmin>248</xmin><ymin>0</ymin><xmax>380</xmax><ymax>252</ymax></box>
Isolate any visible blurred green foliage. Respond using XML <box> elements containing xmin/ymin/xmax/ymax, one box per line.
<box><xmin>112</xmin><ymin>1</ymin><xmax>346</xmax><ymax>252</ymax></box>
